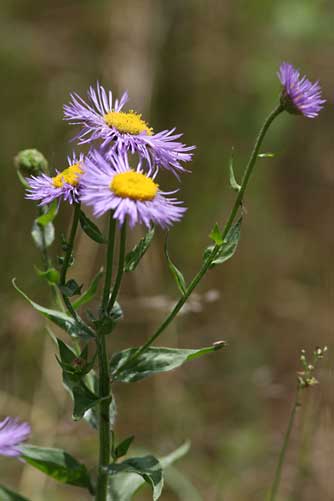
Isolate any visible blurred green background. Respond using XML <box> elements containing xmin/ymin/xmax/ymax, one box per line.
<box><xmin>1</xmin><ymin>1</ymin><xmax>334</xmax><ymax>499</ymax></box>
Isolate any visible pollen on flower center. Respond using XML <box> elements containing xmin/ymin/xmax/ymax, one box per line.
<box><xmin>111</xmin><ymin>171</ymin><xmax>158</xmax><ymax>201</ymax></box>
<box><xmin>103</xmin><ymin>111</ymin><xmax>153</xmax><ymax>136</ymax></box>
<box><xmin>52</xmin><ymin>163</ymin><xmax>83</xmax><ymax>188</ymax></box>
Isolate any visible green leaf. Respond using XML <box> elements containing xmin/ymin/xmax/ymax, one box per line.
<box><xmin>258</xmin><ymin>152</ymin><xmax>275</xmax><ymax>158</ymax></box>
<box><xmin>114</xmin><ymin>436</ymin><xmax>135</xmax><ymax>460</ymax></box>
<box><xmin>108</xmin><ymin>442</ymin><xmax>189</xmax><ymax>501</ymax></box>
<box><xmin>164</xmin><ymin>238</ymin><xmax>186</xmax><ymax>295</ymax></box>
<box><xmin>31</xmin><ymin>221</ymin><xmax>55</xmax><ymax>249</ymax></box>
<box><xmin>203</xmin><ymin>218</ymin><xmax>242</xmax><ymax>268</ymax></box>
<box><xmin>13</xmin><ymin>280</ymin><xmax>94</xmax><ymax>339</ymax></box>
<box><xmin>35</xmin><ymin>266</ymin><xmax>60</xmax><ymax>285</ymax></box>
<box><xmin>124</xmin><ymin>227</ymin><xmax>155</xmax><ymax>272</ymax></box>
<box><xmin>21</xmin><ymin>445</ymin><xmax>94</xmax><ymax>493</ymax></box>
<box><xmin>73</xmin><ymin>269</ymin><xmax>104</xmax><ymax>309</ymax></box>
<box><xmin>108</xmin><ymin>455</ymin><xmax>163</xmax><ymax>501</ymax></box>
<box><xmin>93</xmin><ymin>302</ymin><xmax>123</xmax><ymax>335</ymax></box>
<box><xmin>0</xmin><ymin>485</ymin><xmax>30</xmax><ymax>501</ymax></box>
<box><xmin>60</xmin><ymin>279</ymin><xmax>83</xmax><ymax>297</ymax></box>
<box><xmin>110</xmin><ymin>344</ymin><xmax>225</xmax><ymax>383</ymax></box>
<box><xmin>209</xmin><ymin>223</ymin><xmax>224</xmax><ymax>245</ymax></box>
<box><xmin>36</xmin><ymin>200</ymin><xmax>58</xmax><ymax>226</ymax></box>
<box><xmin>229</xmin><ymin>148</ymin><xmax>241</xmax><ymax>192</ymax></box>
<box><xmin>79</xmin><ymin>210</ymin><xmax>106</xmax><ymax>244</ymax></box>
<box><xmin>56</xmin><ymin>339</ymin><xmax>99</xmax><ymax>420</ymax></box>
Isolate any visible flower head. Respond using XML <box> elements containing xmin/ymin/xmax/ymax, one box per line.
<box><xmin>80</xmin><ymin>150</ymin><xmax>186</xmax><ymax>228</ymax></box>
<box><xmin>26</xmin><ymin>153</ymin><xmax>84</xmax><ymax>206</ymax></box>
<box><xmin>0</xmin><ymin>417</ymin><xmax>30</xmax><ymax>457</ymax></box>
<box><xmin>64</xmin><ymin>83</ymin><xmax>195</xmax><ymax>176</ymax></box>
<box><xmin>278</xmin><ymin>62</ymin><xmax>325</xmax><ymax>118</ymax></box>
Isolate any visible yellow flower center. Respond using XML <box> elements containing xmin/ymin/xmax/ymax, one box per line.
<box><xmin>52</xmin><ymin>163</ymin><xmax>83</xmax><ymax>188</ymax></box>
<box><xmin>111</xmin><ymin>171</ymin><xmax>158</xmax><ymax>201</ymax></box>
<box><xmin>103</xmin><ymin>111</ymin><xmax>153</xmax><ymax>136</ymax></box>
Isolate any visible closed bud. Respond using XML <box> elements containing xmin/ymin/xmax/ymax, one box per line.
<box><xmin>14</xmin><ymin>149</ymin><xmax>48</xmax><ymax>177</ymax></box>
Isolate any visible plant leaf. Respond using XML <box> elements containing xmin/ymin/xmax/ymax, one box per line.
<box><xmin>110</xmin><ymin>344</ymin><xmax>225</xmax><ymax>383</ymax></box>
<box><xmin>56</xmin><ymin>339</ymin><xmax>99</xmax><ymax>420</ymax></box>
<box><xmin>108</xmin><ymin>455</ymin><xmax>163</xmax><ymax>501</ymax></box>
<box><xmin>93</xmin><ymin>302</ymin><xmax>123</xmax><ymax>336</ymax></box>
<box><xmin>35</xmin><ymin>267</ymin><xmax>60</xmax><ymax>285</ymax></box>
<box><xmin>31</xmin><ymin>221</ymin><xmax>55</xmax><ymax>249</ymax></box>
<box><xmin>164</xmin><ymin>238</ymin><xmax>186</xmax><ymax>295</ymax></box>
<box><xmin>229</xmin><ymin>148</ymin><xmax>241</xmax><ymax>192</ymax></box>
<box><xmin>124</xmin><ymin>227</ymin><xmax>155</xmax><ymax>272</ymax></box>
<box><xmin>73</xmin><ymin>269</ymin><xmax>104</xmax><ymax>309</ymax></box>
<box><xmin>59</xmin><ymin>279</ymin><xmax>83</xmax><ymax>297</ymax></box>
<box><xmin>209</xmin><ymin>223</ymin><xmax>224</xmax><ymax>245</ymax></box>
<box><xmin>258</xmin><ymin>152</ymin><xmax>275</xmax><ymax>158</ymax></box>
<box><xmin>203</xmin><ymin>218</ymin><xmax>242</xmax><ymax>268</ymax></box>
<box><xmin>114</xmin><ymin>436</ymin><xmax>135</xmax><ymax>460</ymax></box>
<box><xmin>21</xmin><ymin>445</ymin><xmax>94</xmax><ymax>492</ymax></box>
<box><xmin>0</xmin><ymin>485</ymin><xmax>30</xmax><ymax>501</ymax></box>
<box><xmin>108</xmin><ymin>442</ymin><xmax>190</xmax><ymax>501</ymax></box>
<box><xmin>13</xmin><ymin>280</ymin><xmax>93</xmax><ymax>339</ymax></box>
<box><xmin>36</xmin><ymin>200</ymin><xmax>58</xmax><ymax>226</ymax></box>
<box><xmin>79</xmin><ymin>210</ymin><xmax>106</xmax><ymax>244</ymax></box>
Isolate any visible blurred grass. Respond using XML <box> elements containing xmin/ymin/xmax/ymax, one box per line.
<box><xmin>1</xmin><ymin>0</ymin><xmax>334</xmax><ymax>499</ymax></box>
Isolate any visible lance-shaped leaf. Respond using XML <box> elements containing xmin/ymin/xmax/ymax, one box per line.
<box><xmin>164</xmin><ymin>237</ymin><xmax>186</xmax><ymax>295</ymax></box>
<box><xmin>56</xmin><ymin>339</ymin><xmax>99</xmax><ymax>420</ymax></box>
<box><xmin>124</xmin><ymin>227</ymin><xmax>155</xmax><ymax>272</ymax></box>
<box><xmin>31</xmin><ymin>221</ymin><xmax>55</xmax><ymax>249</ymax></box>
<box><xmin>229</xmin><ymin>148</ymin><xmax>241</xmax><ymax>192</ymax></box>
<box><xmin>203</xmin><ymin>218</ymin><xmax>242</xmax><ymax>268</ymax></box>
<box><xmin>13</xmin><ymin>280</ymin><xmax>93</xmax><ymax>339</ymax></box>
<box><xmin>79</xmin><ymin>210</ymin><xmax>106</xmax><ymax>244</ymax></box>
<box><xmin>0</xmin><ymin>485</ymin><xmax>30</xmax><ymax>501</ymax></box>
<box><xmin>110</xmin><ymin>344</ymin><xmax>225</xmax><ymax>383</ymax></box>
<box><xmin>113</xmin><ymin>436</ymin><xmax>135</xmax><ymax>460</ymax></box>
<box><xmin>108</xmin><ymin>455</ymin><xmax>163</xmax><ymax>501</ymax></box>
<box><xmin>73</xmin><ymin>268</ymin><xmax>104</xmax><ymax>309</ymax></box>
<box><xmin>21</xmin><ymin>445</ymin><xmax>94</xmax><ymax>493</ymax></box>
<box><xmin>209</xmin><ymin>223</ymin><xmax>224</xmax><ymax>245</ymax></box>
<box><xmin>108</xmin><ymin>442</ymin><xmax>190</xmax><ymax>501</ymax></box>
<box><xmin>36</xmin><ymin>200</ymin><xmax>58</xmax><ymax>226</ymax></box>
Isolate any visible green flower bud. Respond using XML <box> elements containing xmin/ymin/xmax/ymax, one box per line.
<box><xmin>14</xmin><ymin>149</ymin><xmax>48</xmax><ymax>177</ymax></box>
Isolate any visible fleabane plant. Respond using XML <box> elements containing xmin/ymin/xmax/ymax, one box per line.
<box><xmin>2</xmin><ymin>62</ymin><xmax>325</xmax><ymax>500</ymax></box>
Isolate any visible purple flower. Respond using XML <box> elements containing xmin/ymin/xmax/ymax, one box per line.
<box><xmin>26</xmin><ymin>153</ymin><xmax>84</xmax><ymax>206</ymax></box>
<box><xmin>278</xmin><ymin>62</ymin><xmax>325</xmax><ymax>118</ymax></box>
<box><xmin>0</xmin><ymin>417</ymin><xmax>30</xmax><ymax>457</ymax></box>
<box><xmin>64</xmin><ymin>83</ymin><xmax>195</xmax><ymax>176</ymax></box>
<box><xmin>80</xmin><ymin>150</ymin><xmax>186</xmax><ymax>229</ymax></box>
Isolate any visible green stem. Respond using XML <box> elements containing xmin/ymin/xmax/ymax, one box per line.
<box><xmin>59</xmin><ymin>203</ymin><xmax>81</xmax><ymax>321</ymax></box>
<box><xmin>108</xmin><ymin>223</ymin><xmax>127</xmax><ymax>312</ymax></box>
<box><xmin>267</xmin><ymin>388</ymin><xmax>301</xmax><ymax>501</ymax></box>
<box><xmin>114</xmin><ymin>103</ymin><xmax>283</xmax><ymax>376</ymax></box>
<box><xmin>96</xmin><ymin>333</ymin><xmax>111</xmax><ymax>500</ymax></box>
<box><xmin>102</xmin><ymin>213</ymin><xmax>116</xmax><ymax>314</ymax></box>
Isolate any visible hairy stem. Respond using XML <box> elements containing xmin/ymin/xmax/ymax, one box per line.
<box><xmin>114</xmin><ymin>103</ymin><xmax>283</xmax><ymax>376</ymax></box>
<box><xmin>96</xmin><ymin>332</ymin><xmax>112</xmax><ymax>500</ymax></box>
<box><xmin>101</xmin><ymin>213</ymin><xmax>116</xmax><ymax>314</ymax></box>
<box><xmin>267</xmin><ymin>388</ymin><xmax>301</xmax><ymax>501</ymax></box>
<box><xmin>59</xmin><ymin>203</ymin><xmax>81</xmax><ymax>321</ymax></box>
<box><xmin>108</xmin><ymin>223</ymin><xmax>127</xmax><ymax>312</ymax></box>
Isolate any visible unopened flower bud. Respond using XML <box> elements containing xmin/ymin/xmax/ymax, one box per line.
<box><xmin>14</xmin><ymin>149</ymin><xmax>48</xmax><ymax>177</ymax></box>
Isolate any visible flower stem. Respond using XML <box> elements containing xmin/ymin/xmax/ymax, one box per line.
<box><xmin>102</xmin><ymin>213</ymin><xmax>116</xmax><ymax>314</ymax></box>
<box><xmin>108</xmin><ymin>223</ymin><xmax>127</xmax><ymax>313</ymax></box>
<box><xmin>96</xmin><ymin>332</ymin><xmax>111</xmax><ymax>500</ymax></box>
<box><xmin>59</xmin><ymin>202</ymin><xmax>81</xmax><ymax>321</ymax></box>
<box><xmin>113</xmin><ymin>103</ymin><xmax>283</xmax><ymax>376</ymax></box>
<box><xmin>267</xmin><ymin>388</ymin><xmax>301</xmax><ymax>501</ymax></box>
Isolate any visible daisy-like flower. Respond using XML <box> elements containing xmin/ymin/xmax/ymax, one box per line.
<box><xmin>277</xmin><ymin>62</ymin><xmax>325</xmax><ymax>118</ymax></box>
<box><xmin>80</xmin><ymin>150</ymin><xmax>186</xmax><ymax>228</ymax></box>
<box><xmin>0</xmin><ymin>417</ymin><xmax>30</xmax><ymax>457</ymax></box>
<box><xmin>64</xmin><ymin>83</ymin><xmax>195</xmax><ymax>176</ymax></box>
<box><xmin>26</xmin><ymin>153</ymin><xmax>84</xmax><ymax>206</ymax></box>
